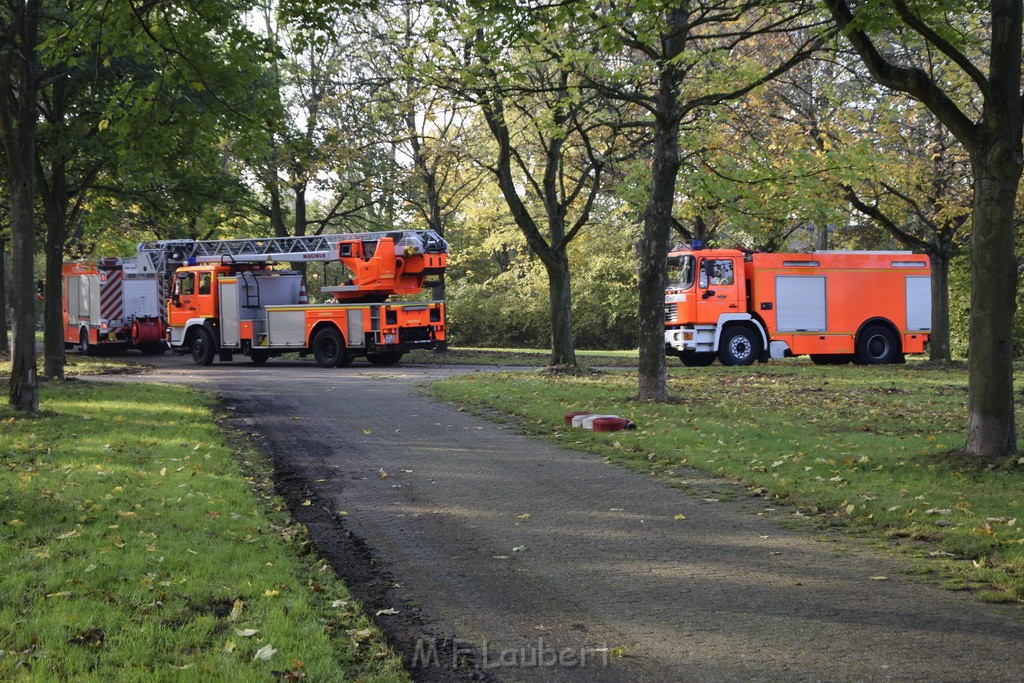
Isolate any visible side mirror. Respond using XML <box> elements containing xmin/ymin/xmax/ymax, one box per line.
<box><xmin>702</xmin><ymin>289</ymin><xmax>716</xmax><ymax>299</ymax></box>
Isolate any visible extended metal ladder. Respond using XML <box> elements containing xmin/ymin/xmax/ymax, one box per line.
<box><xmin>135</xmin><ymin>230</ymin><xmax>448</xmax><ymax>277</ymax></box>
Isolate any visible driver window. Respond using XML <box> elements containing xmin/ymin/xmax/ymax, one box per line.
<box><xmin>178</xmin><ymin>274</ymin><xmax>195</xmax><ymax>296</ymax></box>
<box><xmin>699</xmin><ymin>259</ymin><xmax>735</xmax><ymax>288</ymax></box>
<box><xmin>198</xmin><ymin>272</ymin><xmax>212</xmax><ymax>295</ymax></box>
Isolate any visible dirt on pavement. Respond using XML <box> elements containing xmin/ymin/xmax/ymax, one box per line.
<box><xmin>99</xmin><ymin>357</ymin><xmax>1024</xmax><ymax>682</ymax></box>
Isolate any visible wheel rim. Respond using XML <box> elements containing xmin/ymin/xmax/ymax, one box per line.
<box><xmin>729</xmin><ymin>336</ymin><xmax>751</xmax><ymax>360</ymax></box>
<box><xmin>193</xmin><ymin>336</ymin><xmax>206</xmax><ymax>361</ymax></box>
<box><xmin>866</xmin><ymin>334</ymin><xmax>889</xmax><ymax>359</ymax></box>
<box><xmin>323</xmin><ymin>339</ymin><xmax>338</xmax><ymax>362</ymax></box>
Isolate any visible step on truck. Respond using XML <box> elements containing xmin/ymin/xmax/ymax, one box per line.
<box><xmin>161</xmin><ymin>230</ymin><xmax>447</xmax><ymax>367</ymax></box>
<box><xmin>664</xmin><ymin>246</ymin><xmax>931</xmax><ymax>366</ymax></box>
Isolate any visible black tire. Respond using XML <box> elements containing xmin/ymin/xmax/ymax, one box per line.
<box><xmin>250</xmin><ymin>349</ymin><xmax>270</xmax><ymax>365</ymax></box>
<box><xmin>312</xmin><ymin>327</ymin><xmax>350</xmax><ymax>368</ymax></box>
<box><xmin>79</xmin><ymin>329</ymin><xmax>93</xmax><ymax>356</ymax></box>
<box><xmin>719</xmin><ymin>326</ymin><xmax>760</xmax><ymax>366</ymax></box>
<box><xmin>190</xmin><ymin>327</ymin><xmax>216</xmax><ymax>366</ymax></box>
<box><xmin>855</xmin><ymin>325</ymin><xmax>898</xmax><ymax>364</ymax></box>
<box><xmin>679</xmin><ymin>352</ymin><xmax>715</xmax><ymax>367</ymax></box>
<box><xmin>366</xmin><ymin>351</ymin><xmax>403</xmax><ymax>366</ymax></box>
<box><xmin>810</xmin><ymin>354</ymin><xmax>852</xmax><ymax>366</ymax></box>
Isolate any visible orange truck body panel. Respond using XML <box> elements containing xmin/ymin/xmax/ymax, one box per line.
<box><xmin>664</xmin><ymin>248</ymin><xmax>931</xmax><ymax>364</ymax></box>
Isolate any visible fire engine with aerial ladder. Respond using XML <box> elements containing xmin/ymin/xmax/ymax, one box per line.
<box><xmin>62</xmin><ymin>229</ymin><xmax>448</xmax><ymax>367</ymax></box>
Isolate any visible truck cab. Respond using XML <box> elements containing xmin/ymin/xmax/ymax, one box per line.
<box><xmin>665</xmin><ymin>249</ymin><xmax>762</xmax><ymax>366</ymax></box>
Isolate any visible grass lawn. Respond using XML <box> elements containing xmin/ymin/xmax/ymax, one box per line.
<box><xmin>0</xmin><ymin>357</ymin><xmax>406</xmax><ymax>681</ymax></box>
<box><xmin>430</xmin><ymin>359</ymin><xmax>1024</xmax><ymax>605</ymax></box>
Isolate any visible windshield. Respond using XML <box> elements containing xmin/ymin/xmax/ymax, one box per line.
<box><xmin>667</xmin><ymin>254</ymin><xmax>695</xmax><ymax>290</ymax></box>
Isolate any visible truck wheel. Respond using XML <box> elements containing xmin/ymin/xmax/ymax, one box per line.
<box><xmin>855</xmin><ymin>325</ymin><xmax>898</xmax><ymax>364</ymax></box>
<box><xmin>719</xmin><ymin>327</ymin><xmax>760</xmax><ymax>366</ymax></box>
<box><xmin>190</xmin><ymin>328</ymin><xmax>217</xmax><ymax>366</ymax></box>
<box><xmin>366</xmin><ymin>351</ymin><xmax>403</xmax><ymax>366</ymax></box>
<box><xmin>79</xmin><ymin>329</ymin><xmax>94</xmax><ymax>356</ymax></box>
<box><xmin>312</xmin><ymin>327</ymin><xmax>351</xmax><ymax>368</ymax></box>
<box><xmin>679</xmin><ymin>352</ymin><xmax>715</xmax><ymax>367</ymax></box>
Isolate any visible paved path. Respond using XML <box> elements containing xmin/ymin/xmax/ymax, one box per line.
<box><xmin>101</xmin><ymin>358</ymin><xmax>1024</xmax><ymax>681</ymax></box>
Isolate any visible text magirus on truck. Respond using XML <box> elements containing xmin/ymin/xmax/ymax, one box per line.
<box><xmin>664</xmin><ymin>245</ymin><xmax>930</xmax><ymax>367</ymax></box>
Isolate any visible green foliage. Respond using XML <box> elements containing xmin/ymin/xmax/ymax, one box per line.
<box><xmin>444</xmin><ymin>183</ymin><xmax>640</xmax><ymax>349</ymax></box>
<box><xmin>431</xmin><ymin>362</ymin><xmax>1024</xmax><ymax>601</ymax></box>
<box><xmin>0</xmin><ymin>370</ymin><xmax>405</xmax><ymax>681</ymax></box>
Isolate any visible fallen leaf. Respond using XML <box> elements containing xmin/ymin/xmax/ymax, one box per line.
<box><xmin>512</xmin><ymin>545</ymin><xmax>527</xmax><ymax>552</ymax></box>
<box><xmin>869</xmin><ymin>576</ymin><xmax>889</xmax><ymax>581</ymax></box>
<box><xmin>674</xmin><ymin>514</ymin><xmax>687</xmax><ymax>521</ymax></box>
<box><xmin>301</xmin><ymin>500</ymin><xmax>312</xmax><ymax>507</ymax></box>
<box><xmin>234</xmin><ymin>628</ymin><xmax>259</xmax><ymax>637</ymax></box>
<box><xmin>224</xmin><ymin>639</ymin><xmax>236</xmax><ymax>653</ymax></box>
<box><xmin>517</xmin><ymin>513</ymin><xmax>531</xmax><ymax>520</ymax></box>
<box><xmin>377</xmin><ymin>469</ymin><xmax>389</xmax><ymax>479</ymax></box>
<box><xmin>228</xmin><ymin>599</ymin><xmax>244</xmax><ymax>621</ymax></box>
<box><xmin>376</xmin><ymin>608</ymin><xmax>400</xmax><ymax>616</ymax></box>
<box><xmin>253</xmin><ymin>644</ymin><xmax>277</xmax><ymax>661</ymax></box>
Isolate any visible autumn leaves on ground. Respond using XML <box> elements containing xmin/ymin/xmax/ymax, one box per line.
<box><xmin>2</xmin><ymin>354</ymin><xmax>1023</xmax><ymax>680</ymax></box>
<box><xmin>0</xmin><ymin>359</ymin><xmax>405</xmax><ymax>682</ymax></box>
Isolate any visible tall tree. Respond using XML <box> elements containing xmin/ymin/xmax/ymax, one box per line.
<box><xmin>824</xmin><ymin>0</ymin><xmax>1020</xmax><ymax>459</ymax></box>
<box><xmin>1</xmin><ymin>0</ymin><xmax>41</xmax><ymax>413</ymax></box>
<box><xmin>581</xmin><ymin>1</ymin><xmax>820</xmax><ymax>398</ymax></box>
<box><xmin>0</xmin><ymin>230</ymin><xmax>8</xmax><ymax>357</ymax></box>
<box><xmin>33</xmin><ymin>0</ymin><xmax>270</xmax><ymax>380</ymax></box>
<box><xmin>419</xmin><ymin>1</ymin><xmax>619</xmax><ymax>367</ymax></box>
<box><xmin>467</xmin><ymin>31</ymin><xmax>614</xmax><ymax>367</ymax></box>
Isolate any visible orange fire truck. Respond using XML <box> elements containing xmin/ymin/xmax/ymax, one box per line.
<box><xmin>156</xmin><ymin>230</ymin><xmax>447</xmax><ymax>367</ymax></box>
<box><xmin>664</xmin><ymin>246</ymin><xmax>931</xmax><ymax>366</ymax></box>
<box><xmin>62</xmin><ymin>258</ymin><xmax>167</xmax><ymax>355</ymax></box>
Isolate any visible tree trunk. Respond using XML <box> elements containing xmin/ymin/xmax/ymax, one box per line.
<box><xmin>545</xmin><ymin>253</ymin><xmax>576</xmax><ymax>367</ymax></box>
<box><xmin>928</xmin><ymin>249</ymin><xmax>951</xmax><ymax>362</ymax></box>
<box><xmin>637</xmin><ymin>7</ymin><xmax>686</xmax><ymax>401</ymax></box>
<box><xmin>3</xmin><ymin>0</ymin><xmax>42</xmax><ymax>414</ymax></box>
<box><xmin>9</xmin><ymin>188</ymin><xmax>37</xmax><ymax>413</ymax></box>
<box><xmin>40</xmin><ymin>155</ymin><xmax>68</xmax><ymax>380</ymax></box>
<box><xmin>964</xmin><ymin>140</ymin><xmax>1020</xmax><ymax>458</ymax></box>
<box><xmin>0</xmin><ymin>236</ymin><xmax>9</xmax><ymax>357</ymax></box>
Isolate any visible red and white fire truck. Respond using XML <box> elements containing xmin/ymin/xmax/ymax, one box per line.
<box><xmin>155</xmin><ymin>230</ymin><xmax>447</xmax><ymax>367</ymax></box>
<box><xmin>664</xmin><ymin>246</ymin><xmax>931</xmax><ymax>366</ymax></box>
<box><xmin>61</xmin><ymin>258</ymin><xmax>167</xmax><ymax>354</ymax></box>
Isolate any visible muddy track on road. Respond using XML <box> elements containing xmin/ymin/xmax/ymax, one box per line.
<box><xmin>222</xmin><ymin>396</ymin><xmax>487</xmax><ymax>682</ymax></box>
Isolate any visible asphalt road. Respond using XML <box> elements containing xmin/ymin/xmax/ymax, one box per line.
<box><xmin>99</xmin><ymin>355</ymin><xmax>1024</xmax><ymax>682</ymax></box>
